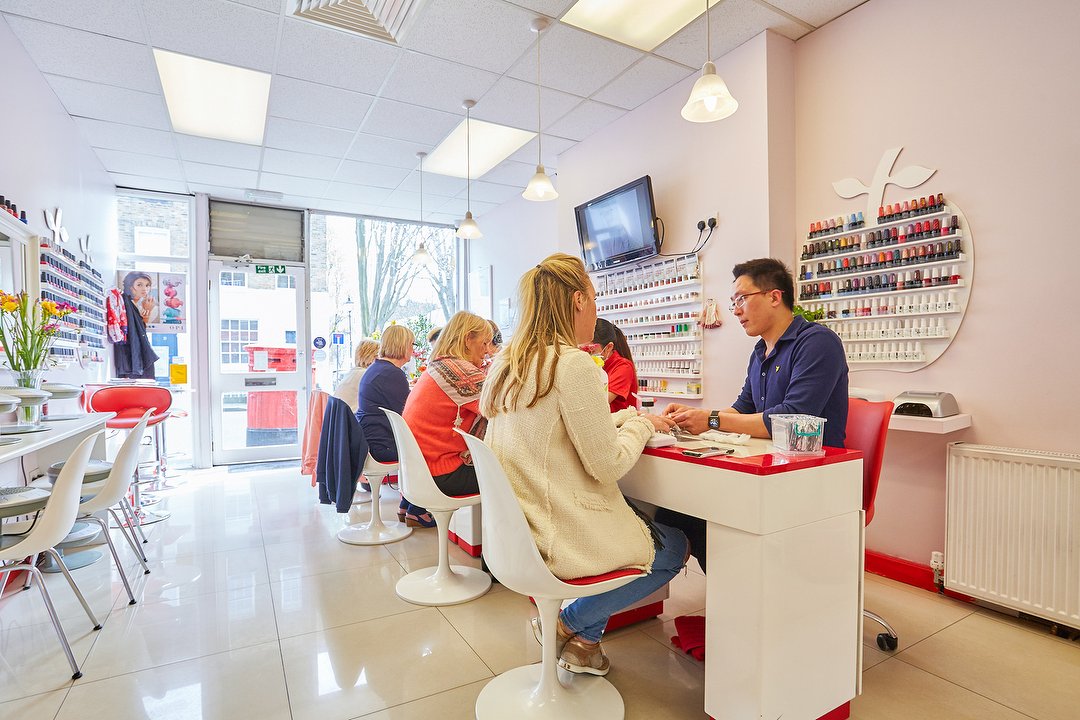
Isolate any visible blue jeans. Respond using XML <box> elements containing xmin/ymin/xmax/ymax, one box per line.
<box><xmin>560</xmin><ymin>522</ymin><xmax>688</xmax><ymax>643</ymax></box>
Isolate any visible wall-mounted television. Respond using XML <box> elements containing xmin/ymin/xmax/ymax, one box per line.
<box><xmin>575</xmin><ymin>175</ymin><xmax>659</xmax><ymax>272</ymax></box>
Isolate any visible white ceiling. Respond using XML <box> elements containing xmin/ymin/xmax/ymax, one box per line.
<box><xmin>0</xmin><ymin>0</ymin><xmax>866</xmax><ymax>224</ymax></box>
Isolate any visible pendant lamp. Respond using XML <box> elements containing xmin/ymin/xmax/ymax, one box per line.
<box><xmin>456</xmin><ymin>99</ymin><xmax>483</xmax><ymax>239</ymax></box>
<box><xmin>681</xmin><ymin>0</ymin><xmax>738</xmax><ymax>123</ymax></box>
<box><xmin>413</xmin><ymin>151</ymin><xmax>435</xmax><ymax>267</ymax></box>
<box><xmin>522</xmin><ymin>17</ymin><xmax>558</xmax><ymax>202</ymax></box>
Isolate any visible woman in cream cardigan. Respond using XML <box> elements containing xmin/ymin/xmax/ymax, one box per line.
<box><xmin>480</xmin><ymin>252</ymin><xmax>687</xmax><ymax>677</ymax></box>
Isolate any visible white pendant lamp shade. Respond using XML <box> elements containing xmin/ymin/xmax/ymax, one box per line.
<box><xmin>681</xmin><ymin>62</ymin><xmax>738</xmax><ymax>122</ymax></box>
<box><xmin>413</xmin><ymin>241</ymin><xmax>434</xmax><ymax>267</ymax></box>
<box><xmin>456</xmin><ymin>99</ymin><xmax>483</xmax><ymax>239</ymax></box>
<box><xmin>523</xmin><ymin>164</ymin><xmax>558</xmax><ymax>201</ymax></box>
<box><xmin>413</xmin><ymin>151</ymin><xmax>436</xmax><ymax>265</ymax></box>
<box><xmin>457</xmin><ymin>211</ymin><xmax>482</xmax><ymax>240</ymax></box>
<box><xmin>681</xmin><ymin>1</ymin><xmax>737</xmax><ymax>123</ymax></box>
<box><xmin>522</xmin><ymin>17</ymin><xmax>558</xmax><ymax>202</ymax></box>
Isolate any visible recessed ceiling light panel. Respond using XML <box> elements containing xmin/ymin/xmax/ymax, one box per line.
<box><xmin>153</xmin><ymin>49</ymin><xmax>271</xmax><ymax>145</ymax></box>
<box><xmin>425</xmin><ymin>119</ymin><xmax>535</xmax><ymax>180</ymax></box>
<box><xmin>562</xmin><ymin>0</ymin><xmax>720</xmax><ymax>52</ymax></box>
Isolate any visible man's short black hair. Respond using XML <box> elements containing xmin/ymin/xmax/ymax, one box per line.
<box><xmin>732</xmin><ymin>258</ymin><xmax>795</xmax><ymax>309</ymax></box>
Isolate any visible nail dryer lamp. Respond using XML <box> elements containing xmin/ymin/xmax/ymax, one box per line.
<box><xmin>892</xmin><ymin>391</ymin><xmax>959</xmax><ymax>418</ymax></box>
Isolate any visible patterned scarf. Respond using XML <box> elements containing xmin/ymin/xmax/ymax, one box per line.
<box><xmin>428</xmin><ymin>356</ymin><xmax>488</xmax><ymax>446</ymax></box>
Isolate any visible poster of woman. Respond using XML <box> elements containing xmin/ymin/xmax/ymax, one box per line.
<box><xmin>115</xmin><ymin>271</ymin><xmax>187</xmax><ymax>333</ymax></box>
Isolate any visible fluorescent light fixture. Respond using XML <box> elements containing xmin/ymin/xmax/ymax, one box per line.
<box><xmin>562</xmin><ymin>0</ymin><xmax>721</xmax><ymax>52</ymax></box>
<box><xmin>425</xmin><ymin>119</ymin><xmax>534</xmax><ymax>179</ymax></box>
<box><xmin>153</xmin><ymin>48</ymin><xmax>271</xmax><ymax>145</ymax></box>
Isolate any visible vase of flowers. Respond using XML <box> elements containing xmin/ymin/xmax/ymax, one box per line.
<box><xmin>0</xmin><ymin>292</ymin><xmax>76</xmax><ymax>423</ymax></box>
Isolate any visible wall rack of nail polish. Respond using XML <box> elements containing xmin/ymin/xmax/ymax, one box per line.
<box><xmin>797</xmin><ymin>193</ymin><xmax>973</xmax><ymax>372</ymax></box>
<box><xmin>33</xmin><ymin>238</ymin><xmax>108</xmax><ymax>367</ymax></box>
<box><xmin>592</xmin><ymin>252</ymin><xmax>704</xmax><ymax>399</ymax></box>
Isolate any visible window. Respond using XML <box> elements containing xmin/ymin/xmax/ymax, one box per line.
<box><xmin>220</xmin><ymin>319</ymin><xmax>259</xmax><ymax>365</ymax></box>
<box><xmin>276</xmin><ymin>274</ymin><xmax>296</xmax><ymax>289</ymax></box>
<box><xmin>220</xmin><ymin>271</ymin><xmax>247</xmax><ymax>287</ymax></box>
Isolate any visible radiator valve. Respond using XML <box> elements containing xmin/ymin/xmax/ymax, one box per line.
<box><xmin>931</xmin><ymin>551</ymin><xmax>945</xmax><ymax>590</ymax></box>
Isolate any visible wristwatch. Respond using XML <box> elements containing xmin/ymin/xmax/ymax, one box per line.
<box><xmin>708</xmin><ymin>410</ymin><xmax>720</xmax><ymax>430</ymax></box>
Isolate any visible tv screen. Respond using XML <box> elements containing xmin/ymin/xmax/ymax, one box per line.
<box><xmin>575</xmin><ymin>176</ymin><xmax>659</xmax><ymax>272</ymax></box>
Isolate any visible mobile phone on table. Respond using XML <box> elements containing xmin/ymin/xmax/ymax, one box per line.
<box><xmin>681</xmin><ymin>446</ymin><xmax>734</xmax><ymax>458</ymax></box>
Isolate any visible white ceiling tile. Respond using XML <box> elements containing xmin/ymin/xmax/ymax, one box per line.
<box><xmin>426</xmin><ymin>212</ymin><xmax>461</xmax><ymax>226</ymax></box>
<box><xmin>502</xmin><ymin>0</ymin><xmax>576</xmax><ymax>16</ymax></box>
<box><xmin>457</xmin><ymin>180</ymin><xmax>522</xmax><ymax>204</ymax></box>
<box><xmin>545</xmin><ymin>100</ymin><xmax>625</xmax><ymax>141</ymax></box>
<box><xmin>333</xmin><ymin>160</ymin><xmax>411</xmax><ymax>189</ymax></box>
<box><xmin>397</xmin><ymin>171</ymin><xmax>467</xmax><ymax>199</ymax></box>
<box><xmin>277</xmin><ymin>17</ymin><xmax>400</xmax><ymax>94</ymax></box>
<box><xmin>182</xmin><ymin>161</ymin><xmax>259</xmax><ymax>188</ymax></box>
<box><xmin>591</xmin><ymin>55</ymin><xmax>696</xmax><ymax>110</ymax></box>
<box><xmin>323</xmin><ymin>183</ymin><xmax>392</xmax><ymax>204</ymax></box>
<box><xmin>144</xmin><ymin>0</ymin><xmax>281</xmax><ymax>72</ymax></box>
<box><xmin>655</xmin><ymin>0</ymin><xmax>810</xmax><ymax>67</ymax></box>
<box><xmin>380</xmin><ymin>189</ymin><xmax>423</xmax><ymax>211</ymax></box>
<box><xmin>381</xmin><ymin>52</ymin><xmax>500</xmax><ymax>115</ymax></box>
<box><xmin>175</xmin><ymin>134</ymin><xmax>262</xmax><ymax>169</ymax></box>
<box><xmin>261</xmin><ymin>148</ymin><xmax>341</xmax><ymax>179</ymax></box>
<box><xmin>376</xmin><ymin>205</ymin><xmax>421</xmax><ymax>222</ymax></box>
<box><xmin>257</xmin><ymin>173</ymin><xmax>330</xmax><ymax>198</ymax></box>
<box><xmin>110</xmin><ymin>173</ymin><xmax>189</xmax><ymax>194</ymax></box>
<box><xmin>264</xmin><ymin>116</ymin><xmax>356</xmax><ymax>156</ymax></box>
<box><xmin>508</xmin><ymin>134</ymin><xmax>576</xmax><ymax>169</ymax></box>
<box><xmin>762</xmin><ymin>0</ymin><xmax>865</xmax><ymax>28</ymax></box>
<box><xmin>0</xmin><ymin>0</ymin><xmax>147</xmax><ymax>41</ymax></box>
<box><xmin>95</xmin><ymin>148</ymin><xmax>184</xmax><ymax>180</ymax></box>
<box><xmin>508</xmin><ymin>22</ymin><xmax>643</xmax><ymax>98</ymax></box>
<box><xmin>360</xmin><ymin>98</ymin><xmax>460</xmax><ymax>145</ymax></box>
<box><xmin>402</xmin><ymin>0</ymin><xmax>536</xmax><ymax>74</ymax></box>
<box><xmin>346</xmin><ymin>133</ymin><xmax>430</xmax><ymax>169</ymax></box>
<box><xmin>231</xmin><ymin>0</ymin><xmax>282</xmax><ymax>12</ymax></box>
<box><xmin>46</xmin><ymin>75</ymin><xmax>171</xmax><ymax>129</ymax></box>
<box><xmin>436</xmin><ymin>196</ymin><xmax>501</xmax><ymax>217</ymax></box>
<box><xmin>479</xmin><ymin>160</ymin><xmax>536</xmax><ymax>186</ymax></box>
<box><xmin>5</xmin><ymin>16</ymin><xmax>159</xmax><ymax>92</ymax></box>
<box><xmin>473</xmin><ymin>75</ymin><xmax>581</xmax><ymax>133</ymax></box>
<box><xmin>73</xmin><ymin>118</ymin><xmax>176</xmax><ymax>158</ymax></box>
<box><xmin>317</xmin><ymin>199</ymin><xmax>385</xmax><ymax>217</ymax></box>
<box><xmin>268</xmin><ymin>76</ymin><xmax>374</xmax><ymax>131</ymax></box>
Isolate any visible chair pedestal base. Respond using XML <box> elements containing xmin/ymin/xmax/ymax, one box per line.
<box><xmin>475</xmin><ymin>664</ymin><xmax>624</xmax><ymax>720</ymax></box>
<box><xmin>337</xmin><ymin>520</ymin><xmax>411</xmax><ymax>546</ymax></box>
<box><xmin>395</xmin><ymin>565</ymin><xmax>490</xmax><ymax>606</ymax></box>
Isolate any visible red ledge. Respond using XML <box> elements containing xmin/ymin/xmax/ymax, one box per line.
<box><xmin>446</xmin><ymin>530</ymin><xmax>482</xmax><ymax>558</ymax></box>
<box><xmin>865</xmin><ymin>549</ymin><xmax>973</xmax><ymax>602</ymax></box>
<box><xmin>643</xmin><ymin>445</ymin><xmax>862</xmax><ymax>475</ymax></box>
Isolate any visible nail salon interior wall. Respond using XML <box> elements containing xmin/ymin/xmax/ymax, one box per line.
<box><xmin>1</xmin><ymin>15</ymin><xmax>118</xmax><ymax>389</ymax></box>
<box><xmin>795</xmin><ymin>0</ymin><xmax>1080</xmax><ymax>563</ymax></box>
<box><xmin>554</xmin><ymin>31</ymin><xmax>797</xmax><ymax>406</ymax></box>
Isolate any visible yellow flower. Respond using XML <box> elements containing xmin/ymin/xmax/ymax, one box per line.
<box><xmin>1</xmin><ymin>301</ymin><xmax>17</xmax><ymax>313</ymax></box>
<box><xmin>41</xmin><ymin>300</ymin><xmax>59</xmax><ymax>316</ymax></box>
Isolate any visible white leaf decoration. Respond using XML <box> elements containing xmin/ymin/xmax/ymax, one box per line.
<box><xmin>832</xmin><ymin>178</ymin><xmax>869</xmax><ymax>199</ymax></box>
<box><xmin>890</xmin><ymin>165</ymin><xmax>936</xmax><ymax>189</ymax></box>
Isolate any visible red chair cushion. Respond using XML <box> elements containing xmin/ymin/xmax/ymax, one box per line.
<box><xmin>564</xmin><ymin>567</ymin><xmax>646</xmax><ymax>586</ymax></box>
<box><xmin>89</xmin><ymin>386</ymin><xmax>173</xmax><ymax>429</ymax></box>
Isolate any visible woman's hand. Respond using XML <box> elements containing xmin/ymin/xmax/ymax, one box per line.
<box><xmin>663</xmin><ymin>404</ymin><xmax>710</xmax><ymax>434</ymax></box>
<box><xmin>640</xmin><ymin>412</ymin><xmax>676</xmax><ymax>433</ymax></box>
<box><xmin>140</xmin><ymin>296</ymin><xmax>156</xmax><ymax>324</ymax></box>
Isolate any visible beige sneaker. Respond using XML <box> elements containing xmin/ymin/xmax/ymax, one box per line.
<box><xmin>531</xmin><ymin>616</ymin><xmax>574</xmax><ymax>658</ymax></box>
<box><xmin>558</xmin><ymin>636</ymin><xmax>610</xmax><ymax>676</ymax></box>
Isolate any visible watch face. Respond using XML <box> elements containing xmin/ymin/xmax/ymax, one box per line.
<box><xmin>708</xmin><ymin>416</ymin><xmax>719</xmax><ymax>429</ymax></box>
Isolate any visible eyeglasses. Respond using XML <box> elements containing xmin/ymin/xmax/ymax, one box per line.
<box><xmin>728</xmin><ymin>290</ymin><xmax>774</xmax><ymax>312</ymax></box>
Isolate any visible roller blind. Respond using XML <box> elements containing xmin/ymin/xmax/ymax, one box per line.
<box><xmin>209</xmin><ymin>201</ymin><xmax>304</xmax><ymax>262</ymax></box>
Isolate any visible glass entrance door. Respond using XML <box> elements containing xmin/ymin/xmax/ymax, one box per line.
<box><xmin>208</xmin><ymin>260</ymin><xmax>308</xmax><ymax>464</ymax></box>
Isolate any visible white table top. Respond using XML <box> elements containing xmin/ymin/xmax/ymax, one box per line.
<box><xmin>0</xmin><ymin>413</ymin><xmax>113</xmax><ymax>466</ymax></box>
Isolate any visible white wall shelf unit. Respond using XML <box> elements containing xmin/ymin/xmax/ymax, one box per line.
<box><xmin>592</xmin><ymin>252</ymin><xmax>703</xmax><ymax>400</ymax></box>
<box><xmin>888</xmin><ymin>413</ymin><xmax>971</xmax><ymax>433</ymax></box>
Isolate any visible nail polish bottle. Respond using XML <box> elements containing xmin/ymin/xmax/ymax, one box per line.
<box><xmin>19</xmin><ymin>210</ymin><xmax>27</xmax><ymax>224</ymax></box>
<box><xmin>936</xmin><ymin>193</ymin><xmax>945</xmax><ymax>209</ymax></box>
<box><xmin>950</xmin><ymin>215</ymin><xmax>959</xmax><ymax>232</ymax></box>
<box><xmin>856</xmin><ymin>211</ymin><xmax>864</xmax><ymax>228</ymax></box>
<box><xmin>951</xmin><ymin>265</ymin><xmax>960</xmax><ymax>284</ymax></box>
<box><xmin>919</xmin><ymin>197</ymin><xmax>928</xmax><ymax>214</ymax></box>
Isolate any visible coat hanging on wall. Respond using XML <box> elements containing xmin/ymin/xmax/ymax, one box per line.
<box><xmin>105</xmin><ymin>286</ymin><xmax>158</xmax><ymax>379</ymax></box>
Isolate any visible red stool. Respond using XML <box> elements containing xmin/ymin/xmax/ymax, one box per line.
<box><xmin>88</xmin><ymin>386</ymin><xmax>174</xmax><ymax>530</ymax></box>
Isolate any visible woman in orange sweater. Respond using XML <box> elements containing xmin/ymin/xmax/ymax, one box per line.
<box><xmin>401</xmin><ymin>311</ymin><xmax>495</xmax><ymax>527</ymax></box>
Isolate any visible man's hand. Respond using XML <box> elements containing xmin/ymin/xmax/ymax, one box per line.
<box><xmin>662</xmin><ymin>404</ymin><xmax>710</xmax><ymax>434</ymax></box>
<box><xmin>641</xmin><ymin>412</ymin><xmax>677</xmax><ymax>433</ymax></box>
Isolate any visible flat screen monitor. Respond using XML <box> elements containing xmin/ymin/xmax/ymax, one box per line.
<box><xmin>575</xmin><ymin>176</ymin><xmax>659</xmax><ymax>272</ymax></box>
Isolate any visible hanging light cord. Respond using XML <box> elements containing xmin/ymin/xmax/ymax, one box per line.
<box><xmin>418</xmin><ymin>155</ymin><xmax>424</xmax><ymax>221</ymax></box>
<box><xmin>536</xmin><ymin>29</ymin><xmax>543</xmax><ymax>162</ymax></box>
<box><xmin>705</xmin><ymin>0</ymin><xmax>711</xmax><ymax>61</ymax></box>
<box><xmin>466</xmin><ymin>106</ymin><xmax>472</xmax><ymax>211</ymax></box>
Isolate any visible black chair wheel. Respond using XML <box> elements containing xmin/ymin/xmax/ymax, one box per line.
<box><xmin>877</xmin><ymin>632</ymin><xmax>898</xmax><ymax>651</ymax></box>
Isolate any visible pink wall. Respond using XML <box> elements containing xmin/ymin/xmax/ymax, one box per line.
<box><xmin>795</xmin><ymin>0</ymin><xmax>1080</xmax><ymax>563</ymax></box>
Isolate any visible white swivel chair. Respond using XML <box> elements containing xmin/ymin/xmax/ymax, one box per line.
<box><xmin>337</xmin><ymin>454</ymin><xmax>412</xmax><ymax>545</ymax></box>
<box><xmin>383</xmin><ymin>409</ymin><xmax>490</xmax><ymax>606</ymax></box>
<box><xmin>0</xmin><ymin>433</ymin><xmax>102</xmax><ymax>680</ymax></box>
<box><xmin>76</xmin><ymin>410</ymin><xmax>154</xmax><ymax>605</ymax></box>
<box><xmin>459</xmin><ymin>431</ymin><xmax>642</xmax><ymax>720</ymax></box>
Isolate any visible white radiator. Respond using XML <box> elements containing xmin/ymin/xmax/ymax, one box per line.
<box><xmin>946</xmin><ymin>443</ymin><xmax>1080</xmax><ymax>626</ymax></box>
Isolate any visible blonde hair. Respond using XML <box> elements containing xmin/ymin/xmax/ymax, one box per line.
<box><xmin>353</xmin><ymin>339</ymin><xmax>379</xmax><ymax>368</ymax></box>
<box><xmin>480</xmin><ymin>252</ymin><xmax>590</xmax><ymax>415</ymax></box>
<box><xmin>432</xmin><ymin>311</ymin><xmax>492</xmax><ymax>362</ymax></box>
<box><xmin>378</xmin><ymin>324</ymin><xmax>415</xmax><ymax>361</ymax></box>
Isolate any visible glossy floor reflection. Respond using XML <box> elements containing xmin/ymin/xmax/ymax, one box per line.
<box><xmin>1</xmin><ymin>464</ymin><xmax>1076</xmax><ymax>719</ymax></box>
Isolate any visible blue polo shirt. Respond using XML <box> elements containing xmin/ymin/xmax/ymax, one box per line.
<box><xmin>731</xmin><ymin>315</ymin><xmax>849</xmax><ymax>447</ymax></box>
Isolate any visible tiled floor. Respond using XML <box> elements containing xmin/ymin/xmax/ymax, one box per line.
<box><xmin>1</xmin><ymin>465</ymin><xmax>1077</xmax><ymax>719</ymax></box>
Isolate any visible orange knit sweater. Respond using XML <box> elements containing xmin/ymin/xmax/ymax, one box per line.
<box><xmin>402</xmin><ymin>371</ymin><xmax>480</xmax><ymax>477</ymax></box>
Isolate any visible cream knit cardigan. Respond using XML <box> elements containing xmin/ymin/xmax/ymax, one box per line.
<box><xmin>481</xmin><ymin>347</ymin><xmax>656</xmax><ymax>579</ymax></box>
